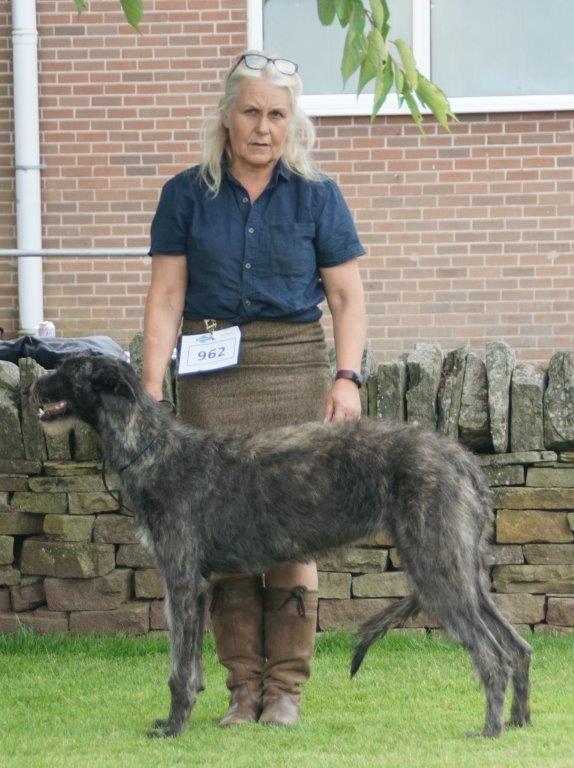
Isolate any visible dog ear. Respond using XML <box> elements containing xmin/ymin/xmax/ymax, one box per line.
<box><xmin>90</xmin><ymin>364</ymin><xmax>136</xmax><ymax>401</ymax></box>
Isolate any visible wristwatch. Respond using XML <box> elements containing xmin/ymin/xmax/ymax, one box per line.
<box><xmin>335</xmin><ymin>369</ymin><xmax>364</xmax><ymax>389</ymax></box>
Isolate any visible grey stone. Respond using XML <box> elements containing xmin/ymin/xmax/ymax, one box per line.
<box><xmin>0</xmin><ymin>511</ymin><xmax>43</xmax><ymax>535</ymax></box>
<box><xmin>510</xmin><ymin>363</ymin><xmax>546</xmax><ymax>452</ymax></box>
<box><xmin>526</xmin><ymin>467</ymin><xmax>574</xmax><ymax>487</ymax></box>
<box><xmin>485</xmin><ymin>341</ymin><xmax>515</xmax><ymax>453</ymax></box>
<box><xmin>0</xmin><ymin>608</ymin><xmax>68</xmax><ymax>634</ymax></box>
<box><xmin>0</xmin><ymin>535</ymin><xmax>14</xmax><ymax>565</ymax></box>
<box><xmin>0</xmin><ymin>587</ymin><xmax>10</xmax><ymax>610</ymax></box>
<box><xmin>0</xmin><ymin>361</ymin><xmax>20</xmax><ymax>392</ymax></box>
<box><xmin>18</xmin><ymin>358</ymin><xmax>48</xmax><ymax>461</ymax></box>
<box><xmin>493</xmin><ymin>487</ymin><xmax>574</xmax><ymax>510</ymax></box>
<box><xmin>352</xmin><ymin>572</ymin><xmax>411</xmax><ymax>597</ymax></box>
<box><xmin>0</xmin><ymin>459</ymin><xmax>41</xmax><ymax>474</ymax></box>
<box><xmin>318</xmin><ymin>571</ymin><xmax>351</xmax><ymax>599</ymax></box>
<box><xmin>0</xmin><ymin>565</ymin><xmax>20</xmax><ymax>586</ymax></box>
<box><xmin>569</xmin><ymin>512</ymin><xmax>574</xmax><ymax>532</ymax></box>
<box><xmin>496</xmin><ymin>510</ymin><xmax>572</xmax><ymax>543</ymax></box>
<box><xmin>317</xmin><ymin>547</ymin><xmax>388</xmax><ymax>573</ymax></box>
<box><xmin>483</xmin><ymin>544</ymin><xmax>524</xmax><ymax>566</ymax></box>
<box><xmin>150</xmin><ymin>600</ymin><xmax>168</xmax><ymax>631</ymax></box>
<box><xmin>437</xmin><ymin>346</ymin><xmax>468</xmax><ymax>437</ymax></box>
<box><xmin>93</xmin><ymin>513</ymin><xmax>138</xmax><ymax>544</ymax></box>
<box><xmin>0</xmin><ymin>388</ymin><xmax>25</xmax><ymax>459</ymax></box>
<box><xmin>20</xmin><ymin>539</ymin><xmax>115</xmax><ymax>579</ymax></box>
<box><xmin>376</xmin><ymin>359</ymin><xmax>406</xmax><ymax>422</ymax></box>
<box><xmin>44</xmin><ymin>461</ymin><xmax>101</xmax><ymax>477</ymax></box>
<box><xmin>544</xmin><ymin>352</ymin><xmax>574</xmax><ymax>450</ymax></box>
<box><xmin>492</xmin><ymin>564</ymin><xmax>574</xmax><ymax>593</ymax></box>
<box><xmin>458</xmin><ymin>352</ymin><xmax>492</xmax><ymax>451</ymax></box>
<box><xmin>406</xmin><ymin>342</ymin><xmax>442</xmax><ymax>427</ymax></box>
<box><xmin>10</xmin><ymin>578</ymin><xmax>46</xmax><ymax>612</ymax></box>
<box><xmin>68</xmin><ymin>492</ymin><xmax>120</xmax><ymax>515</ymax></box>
<box><xmin>546</xmin><ymin>597</ymin><xmax>574</xmax><ymax>626</ymax></box>
<box><xmin>523</xmin><ymin>544</ymin><xmax>574</xmax><ymax>565</ymax></box>
<box><xmin>43</xmin><ymin>514</ymin><xmax>94</xmax><ymax>542</ymax></box>
<box><xmin>360</xmin><ymin>347</ymin><xmax>379</xmax><ymax>416</ymax></box>
<box><xmin>29</xmin><ymin>475</ymin><xmax>118</xmax><ymax>493</ymax></box>
<box><xmin>72</xmin><ymin>423</ymin><xmax>102</xmax><ymax>461</ymax></box>
<box><xmin>491</xmin><ymin>593</ymin><xmax>545</xmax><ymax>624</ymax></box>
<box><xmin>116</xmin><ymin>543</ymin><xmax>156</xmax><ymax>569</ymax></box>
<box><xmin>11</xmin><ymin>492</ymin><xmax>67</xmax><ymax>515</ymax></box>
<box><xmin>477</xmin><ymin>451</ymin><xmax>557</xmax><ymax>467</ymax></box>
<box><xmin>0</xmin><ymin>475</ymin><xmax>29</xmax><ymax>492</ymax></box>
<box><xmin>482</xmin><ymin>464</ymin><xmax>524</xmax><ymax>487</ymax></box>
<box><xmin>69</xmin><ymin>603</ymin><xmax>149</xmax><ymax>635</ymax></box>
<box><xmin>45</xmin><ymin>569</ymin><xmax>131</xmax><ymax>611</ymax></box>
<box><xmin>134</xmin><ymin>569</ymin><xmax>165</xmax><ymax>599</ymax></box>
<box><xmin>318</xmin><ymin>598</ymin><xmax>439</xmax><ymax>631</ymax></box>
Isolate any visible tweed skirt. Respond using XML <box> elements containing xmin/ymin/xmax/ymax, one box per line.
<box><xmin>176</xmin><ymin>319</ymin><xmax>331</xmax><ymax>431</ymax></box>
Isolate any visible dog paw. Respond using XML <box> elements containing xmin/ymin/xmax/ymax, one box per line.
<box><xmin>505</xmin><ymin>715</ymin><xmax>532</xmax><ymax>729</ymax></box>
<box><xmin>465</xmin><ymin>728</ymin><xmax>501</xmax><ymax>740</ymax></box>
<box><xmin>147</xmin><ymin>718</ymin><xmax>184</xmax><ymax>738</ymax></box>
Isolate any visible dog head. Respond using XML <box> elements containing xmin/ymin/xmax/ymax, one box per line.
<box><xmin>34</xmin><ymin>355</ymin><xmax>139</xmax><ymax>435</ymax></box>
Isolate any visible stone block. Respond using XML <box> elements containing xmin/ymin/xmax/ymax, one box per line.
<box><xmin>18</xmin><ymin>358</ymin><xmax>48</xmax><ymax>461</ymax></box>
<box><xmin>491</xmin><ymin>593</ymin><xmax>545</xmax><ymax>624</ymax></box>
<box><xmin>0</xmin><ymin>475</ymin><xmax>29</xmax><ymax>492</ymax></box>
<box><xmin>569</xmin><ymin>513</ymin><xmax>574</xmax><ymax>532</ymax></box>
<box><xmin>11</xmin><ymin>492</ymin><xmax>67</xmax><ymax>515</ymax></box>
<box><xmin>437</xmin><ymin>346</ymin><xmax>469</xmax><ymax>438</ymax></box>
<box><xmin>0</xmin><ymin>459</ymin><xmax>41</xmax><ymax>474</ymax></box>
<box><xmin>0</xmin><ymin>388</ymin><xmax>25</xmax><ymax>460</ymax></box>
<box><xmin>526</xmin><ymin>467</ymin><xmax>574</xmax><ymax>488</ymax></box>
<box><xmin>493</xmin><ymin>487</ymin><xmax>574</xmax><ymax>510</ymax></box>
<box><xmin>523</xmin><ymin>544</ymin><xmax>574</xmax><ymax>564</ymax></box>
<box><xmin>458</xmin><ymin>352</ymin><xmax>492</xmax><ymax>451</ymax></box>
<box><xmin>29</xmin><ymin>475</ymin><xmax>117</xmax><ymax>493</ymax></box>
<box><xmin>478</xmin><ymin>451</ymin><xmax>557</xmax><ymax>467</ymax></box>
<box><xmin>0</xmin><ymin>608</ymin><xmax>68</xmax><ymax>634</ymax></box>
<box><xmin>0</xmin><ymin>587</ymin><xmax>10</xmax><ymax>610</ymax></box>
<box><xmin>72</xmin><ymin>424</ymin><xmax>102</xmax><ymax>461</ymax></box>
<box><xmin>389</xmin><ymin>549</ymin><xmax>401</xmax><ymax>568</ymax></box>
<box><xmin>496</xmin><ymin>510</ymin><xmax>573</xmax><ymax>543</ymax></box>
<box><xmin>0</xmin><ymin>565</ymin><xmax>20</xmax><ymax>586</ymax></box>
<box><xmin>492</xmin><ymin>564</ymin><xmax>574</xmax><ymax>593</ymax></box>
<box><xmin>318</xmin><ymin>598</ymin><xmax>439</xmax><ymax>631</ymax></box>
<box><xmin>10</xmin><ymin>578</ymin><xmax>46</xmax><ymax>612</ymax></box>
<box><xmin>406</xmin><ymin>342</ymin><xmax>442</xmax><ymax>428</ymax></box>
<box><xmin>353</xmin><ymin>531</ymin><xmax>392</xmax><ymax>547</ymax></box>
<box><xmin>20</xmin><ymin>539</ymin><xmax>115</xmax><ymax>579</ymax></box>
<box><xmin>116</xmin><ymin>543</ymin><xmax>156</xmax><ymax>569</ymax></box>
<box><xmin>533</xmin><ymin>624</ymin><xmax>573</xmax><ymax>635</ymax></box>
<box><xmin>510</xmin><ymin>363</ymin><xmax>546</xmax><ymax>452</ymax></box>
<box><xmin>44</xmin><ymin>461</ymin><xmax>101</xmax><ymax>477</ymax></box>
<box><xmin>0</xmin><ymin>510</ymin><xmax>43</xmax><ymax>535</ymax></box>
<box><xmin>546</xmin><ymin>597</ymin><xmax>574</xmax><ymax>626</ymax></box>
<box><xmin>376</xmin><ymin>359</ymin><xmax>406</xmax><ymax>422</ymax></box>
<box><xmin>45</xmin><ymin>569</ymin><xmax>131</xmax><ymax>611</ymax></box>
<box><xmin>0</xmin><ymin>360</ymin><xmax>20</xmax><ymax>392</ymax></box>
<box><xmin>69</xmin><ymin>602</ymin><xmax>149</xmax><ymax>635</ymax></box>
<box><xmin>0</xmin><ymin>535</ymin><xmax>13</xmax><ymax>565</ymax></box>
<box><xmin>134</xmin><ymin>569</ymin><xmax>165</xmax><ymax>599</ymax></box>
<box><xmin>318</xmin><ymin>571</ymin><xmax>351</xmax><ymax>599</ymax></box>
<box><xmin>150</xmin><ymin>599</ymin><xmax>168</xmax><ymax>630</ymax></box>
<box><xmin>485</xmin><ymin>341</ymin><xmax>515</xmax><ymax>454</ymax></box>
<box><xmin>68</xmin><ymin>492</ymin><xmax>120</xmax><ymax>515</ymax></box>
<box><xmin>317</xmin><ymin>547</ymin><xmax>388</xmax><ymax>573</ymax></box>
<box><xmin>45</xmin><ymin>429</ymin><xmax>72</xmax><ymax>462</ymax></box>
<box><xmin>93</xmin><ymin>514</ymin><xmax>138</xmax><ymax>544</ymax></box>
<box><xmin>43</xmin><ymin>514</ymin><xmax>94</xmax><ymax>542</ymax></box>
<box><xmin>482</xmin><ymin>465</ymin><xmax>524</xmax><ymax>487</ymax></box>
<box><xmin>352</xmin><ymin>572</ymin><xmax>411</xmax><ymax>598</ymax></box>
<box><xmin>544</xmin><ymin>352</ymin><xmax>574</xmax><ymax>450</ymax></box>
<box><xmin>484</xmin><ymin>544</ymin><xmax>524</xmax><ymax>566</ymax></box>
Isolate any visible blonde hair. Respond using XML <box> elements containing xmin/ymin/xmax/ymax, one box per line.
<box><xmin>199</xmin><ymin>51</ymin><xmax>321</xmax><ymax>195</ymax></box>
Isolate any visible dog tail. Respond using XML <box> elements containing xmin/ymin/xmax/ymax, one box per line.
<box><xmin>350</xmin><ymin>594</ymin><xmax>420</xmax><ymax>677</ymax></box>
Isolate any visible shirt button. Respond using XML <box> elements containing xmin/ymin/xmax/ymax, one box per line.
<box><xmin>248</xmin><ymin>227</ymin><xmax>255</xmax><ymax>234</ymax></box>
<box><xmin>245</xmin><ymin>299</ymin><xmax>251</xmax><ymax>306</ymax></box>
<box><xmin>245</xmin><ymin>262</ymin><xmax>251</xmax><ymax>269</ymax></box>
<box><xmin>242</xmin><ymin>197</ymin><xmax>248</xmax><ymax>203</ymax></box>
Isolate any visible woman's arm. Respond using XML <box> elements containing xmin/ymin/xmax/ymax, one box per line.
<box><xmin>319</xmin><ymin>258</ymin><xmax>366</xmax><ymax>422</ymax></box>
<box><xmin>143</xmin><ymin>255</ymin><xmax>188</xmax><ymax>400</ymax></box>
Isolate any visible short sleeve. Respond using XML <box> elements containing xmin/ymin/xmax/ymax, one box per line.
<box><xmin>148</xmin><ymin>174</ymin><xmax>191</xmax><ymax>257</ymax></box>
<box><xmin>314</xmin><ymin>179</ymin><xmax>365</xmax><ymax>268</ymax></box>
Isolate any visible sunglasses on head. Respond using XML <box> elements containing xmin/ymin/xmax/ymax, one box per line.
<box><xmin>228</xmin><ymin>53</ymin><xmax>298</xmax><ymax>78</ymax></box>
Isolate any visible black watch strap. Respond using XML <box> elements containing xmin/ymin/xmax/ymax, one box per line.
<box><xmin>335</xmin><ymin>369</ymin><xmax>364</xmax><ymax>389</ymax></box>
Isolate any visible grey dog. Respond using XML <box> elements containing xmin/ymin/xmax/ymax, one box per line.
<box><xmin>33</xmin><ymin>354</ymin><xmax>532</xmax><ymax>739</ymax></box>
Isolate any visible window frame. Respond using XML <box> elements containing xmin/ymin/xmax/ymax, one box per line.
<box><xmin>249</xmin><ymin>0</ymin><xmax>574</xmax><ymax>116</ymax></box>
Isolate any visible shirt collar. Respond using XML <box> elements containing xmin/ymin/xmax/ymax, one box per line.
<box><xmin>221</xmin><ymin>155</ymin><xmax>291</xmax><ymax>189</ymax></box>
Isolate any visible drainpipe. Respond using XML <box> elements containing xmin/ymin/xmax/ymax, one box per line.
<box><xmin>11</xmin><ymin>0</ymin><xmax>43</xmax><ymax>335</ymax></box>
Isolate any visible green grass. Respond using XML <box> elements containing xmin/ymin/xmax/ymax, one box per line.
<box><xmin>0</xmin><ymin>630</ymin><xmax>573</xmax><ymax>768</ymax></box>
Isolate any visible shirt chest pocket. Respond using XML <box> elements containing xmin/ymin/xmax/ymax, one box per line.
<box><xmin>262</xmin><ymin>222</ymin><xmax>316</xmax><ymax>277</ymax></box>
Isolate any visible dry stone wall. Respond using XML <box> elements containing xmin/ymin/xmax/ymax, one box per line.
<box><xmin>0</xmin><ymin>340</ymin><xmax>573</xmax><ymax>636</ymax></box>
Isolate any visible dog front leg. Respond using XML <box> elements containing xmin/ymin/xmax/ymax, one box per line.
<box><xmin>148</xmin><ymin>574</ymin><xmax>203</xmax><ymax>738</ymax></box>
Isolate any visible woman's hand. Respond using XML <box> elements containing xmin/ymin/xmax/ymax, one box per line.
<box><xmin>323</xmin><ymin>379</ymin><xmax>362</xmax><ymax>422</ymax></box>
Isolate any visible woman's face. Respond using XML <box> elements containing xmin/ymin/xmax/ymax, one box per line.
<box><xmin>223</xmin><ymin>78</ymin><xmax>292</xmax><ymax>175</ymax></box>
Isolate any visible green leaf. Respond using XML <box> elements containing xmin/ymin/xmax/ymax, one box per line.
<box><xmin>415</xmin><ymin>72</ymin><xmax>457</xmax><ymax>131</ymax></box>
<box><xmin>380</xmin><ymin>0</ymin><xmax>391</xmax><ymax>37</ymax></box>
<box><xmin>341</xmin><ymin>25</ymin><xmax>367</xmax><ymax>86</ymax></box>
<box><xmin>349</xmin><ymin>0</ymin><xmax>366</xmax><ymax>37</ymax></box>
<box><xmin>372</xmin><ymin>56</ymin><xmax>394</xmax><ymax>117</ymax></box>
<box><xmin>403</xmin><ymin>86</ymin><xmax>423</xmax><ymax>130</ymax></box>
<box><xmin>369</xmin><ymin>0</ymin><xmax>385</xmax><ymax>30</ymax></box>
<box><xmin>317</xmin><ymin>0</ymin><xmax>337</xmax><ymax>25</ymax></box>
<box><xmin>120</xmin><ymin>0</ymin><xmax>143</xmax><ymax>29</ymax></box>
<box><xmin>74</xmin><ymin>0</ymin><xmax>87</xmax><ymax>11</ymax></box>
<box><xmin>393</xmin><ymin>38</ymin><xmax>418</xmax><ymax>89</ymax></box>
<box><xmin>393</xmin><ymin>61</ymin><xmax>404</xmax><ymax>106</ymax></box>
<box><xmin>334</xmin><ymin>0</ymin><xmax>352</xmax><ymax>26</ymax></box>
<box><xmin>357</xmin><ymin>28</ymin><xmax>385</xmax><ymax>96</ymax></box>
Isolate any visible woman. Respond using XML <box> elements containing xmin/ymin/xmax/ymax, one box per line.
<box><xmin>144</xmin><ymin>51</ymin><xmax>366</xmax><ymax>728</ymax></box>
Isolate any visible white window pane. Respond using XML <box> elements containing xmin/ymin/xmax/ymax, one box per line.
<box><xmin>432</xmin><ymin>0</ymin><xmax>574</xmax><ymax>97</ymax></box>
<box><xmin>263</xmin><ymin>0</ymin><xmax>412</xmax><ymax>95</ymax></box>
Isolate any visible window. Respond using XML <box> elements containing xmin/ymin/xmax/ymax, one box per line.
<box><xmin>250</xmin><ymin>0</ymin><xmax>574</xmax><ymax>115</ymax></box>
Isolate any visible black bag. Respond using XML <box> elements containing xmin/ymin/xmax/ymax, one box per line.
<box><xmin>0</xmin><ymin>335</ymin><xmax>127</xmax><ymax>369</ymax></box>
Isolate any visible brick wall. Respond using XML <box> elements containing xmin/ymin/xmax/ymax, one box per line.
<box><xmin>1</xmin><ymin>1</ymin><xmax>573</xmax><ymax>359</ymax></box>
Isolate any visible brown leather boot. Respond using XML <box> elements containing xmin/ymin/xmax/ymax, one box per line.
<box><xmin>209</xmin><ymin>575</ymin><xmax>265</xmax><ymax>727</ymax></box>
<box><xmin>259</xmin><ymin>585</ymin><xmax>319</xmax><ymax>726</ymax></box>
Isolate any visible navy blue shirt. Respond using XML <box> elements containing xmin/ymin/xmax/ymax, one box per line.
<box><xmin>148</xmin><ymin>159</ymin><xmax>365</xmax><ymax>323</ymax></box>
